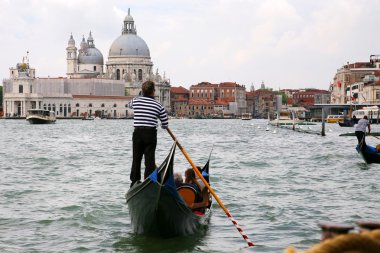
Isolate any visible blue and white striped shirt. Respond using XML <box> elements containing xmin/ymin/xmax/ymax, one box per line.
<box><xmin>128</xmin><ymin>96</ymin><xmax>169</xmax><ymax>128</ymax></box>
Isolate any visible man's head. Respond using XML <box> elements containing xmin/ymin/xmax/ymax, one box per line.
<box><xmin>142</xmin><ymin>81</ymin><xmax>155</xmax><ymax>96</ymax></box>
<box><xmin>364</xmin><ymin>115</ymin><xmax>368</xmax><ymax>119</ymax></box>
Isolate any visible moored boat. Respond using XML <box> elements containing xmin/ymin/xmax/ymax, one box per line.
<box><xmin>338</xmin><ymin>118</ymin><xmax>356</xmax><ymax>127</ymax></box>
<box><xmin>125</xmin><ymin>143</ymin><xmax>211</xmax><ymax>237</ymax></box>
<box><xmin>352</xmin><ymin>106</ymin><xmax>380</xmax><ymax>123</ymax></box>
<box><xmin>269</xmin><ymin>111</ymin><xmax>315</xmax><ymax>126</ymax></box>
<box><xmin>241</xmin><ymin>113</ymin><xmax>252</xmax><ymax>120</ymax></box>
<box><xmin>26</xmin><ymin>109</ymin><xmax>56</xmax><ymax>124</ymax></box>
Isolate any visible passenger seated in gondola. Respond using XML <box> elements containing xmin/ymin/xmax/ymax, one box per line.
<box><xmin>174</xmin><ymin>172</ymin><xmax>184</xmax><ymax>187</ymax></box>
<box><xmin>177</xmin><ymin>168</ymin><xmax>210</xmax><ymax>210</ymax></box>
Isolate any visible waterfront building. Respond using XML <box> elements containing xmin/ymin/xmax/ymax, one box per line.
<box><xmin>251</xmin><ymin>88</ymin><xmax>275</xmax><ymax>119</ymax></box>
<box><xmin>170</xmin><ymin>86</ymin><xmax>189</xmax><ymax>117</ymax></box>
<box><xmin>330</xmin><ymin>55</ymin><xmax>380</xmax><ymax>104</ymax></box>
<box><xmin>2</xmin><ymin>9</ymin><xmax>170</xmax><ymax>118</ymax></box>
<box><xmin>188</xmin><ymin>82</ymin><xmax>247</xmax><ymax>118</ymax></box>
<box><xmin>293</xmin><ymin>89</ymin><xmax>330</xmax><ymax>107</ymax></box>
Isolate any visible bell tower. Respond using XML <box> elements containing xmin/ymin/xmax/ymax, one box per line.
<box><xmin>66</xmin><ymin>33</ymin><xmax>77</xmax><ymax>76</ymax></box>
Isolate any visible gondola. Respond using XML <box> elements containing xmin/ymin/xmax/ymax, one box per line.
<box><xmin>338</xmin><ymin>118</ymin><xmax>357</xmax><ymax>127</ymax></box>
<box><xmin>356</xmin><ymin>144</ymin><xmax>380</xmax><ymax>164</ymax></box>
<box><xmin>338</xmin><ymin>119</ymin><xmax>355</xmax><ymax>127</ymax></box>
<box><xmin>125</xmin><ymin>142</ymin><xmax>211</xmax><ymax>237</ymax></box>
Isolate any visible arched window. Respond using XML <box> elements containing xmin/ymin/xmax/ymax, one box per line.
<box><xmin>68</xmin><ymin>104</ymin><xmax>71</xmax><ymax>113</ymax></box>
<box><xmin>125</xmin><ymin>104</ymin><xmax>129</xmax><ymax>107</ymax></box>
<box><xmin>116</xmin><ymin>69</ymin><xmax>120</xmax><ymax>80</ymax></box>
<box><xmin>89</xmin><ymin>103</ymin><xmax>92</xmax><ymax>107</ymax></box>
<box><xmin>101</xmin><ymin>103</ymin><xmax>105</xmax><ymax>107</ymax></box>
<box><xmin>48</xmin><ymin>104</ymin><xmax>51</xmax><ymax>111</ymax></box>
<box><xmin>138</xmin><ymin>69</ymin><xmax>143</xmax><ymax>81</ymax></box>
<box><xmin>19</xmin><ymin>85</ymin><xmax>23</xmax><ymax>93</ymax></box>
<box><xmin>43</xmin><ymin>104</ymin><xmax>47</xmax><ymax>110</ymax></box>
<box><xmin>113</xmin><ymin>104</ymin><xmax>117</xmax><ymax>107</ymax></box>
<box><xmin>76</xmin><ymin>103</ymin><xmax>80</xmax><ymax>107</ymax></box>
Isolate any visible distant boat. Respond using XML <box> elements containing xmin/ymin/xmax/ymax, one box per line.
<box><xmin>26</xmin><ymin>109</ymin><xmax>56</xmax><ymax>124</ymax></box>
<box><xmin>269</xmin><ymin>111</ymin><xmax>314</xmax><ymax>126</ymax></box>
<box><xmin>241</xmin><ymin>113</ymin><xmax>252</xmax><ymax>120</ymax></box>
<box><xmin>82</xmin><ymin>116</ymin><xmax>95</xmax><ymax>120</ymax></box>
<box><xmin>338</xmin><ymin>119</ymin><xmax>356</xmax><ymax>127</ymax></box>
<box><xmin>326</xmin><ymin>115</ymin><xmax>345</xmax><ymax>123</ymax></box>
<box><xmin>352</xmin><ymin>106</ymin><xmax>380</xmax><ymax>123</ymax></box>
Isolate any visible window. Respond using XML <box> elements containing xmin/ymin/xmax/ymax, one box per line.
<box><xmin>116</xmin><ymin>69</ymin><xmax>120</xmax><ymax>80</ymax></box>
<box><xmin>138</xmin><ymin>69</ymin><xmax>143</xmax><ymax>81</ymax></box>
<box><xmin>89</xmin><ymin>103</ymin><xmax>92</xmax><ymax>107</ymax></box>
<box><xmin>76</xmin><ymin>103</ymin><xmax>80</xmax><ymax>107</ymax></box>
<box><xmin>113</xmin><ymin>104</ymin><xmax>117</xmax><ymax>107</ymax></box>
<box><xmin>101</xmin><ymin>104</ymin><xmax>105</xmax><ymax>107</ymax></box>
<box><xmin>19</xmin><ymin>85</ymin><xmax>23</xmax><ymax>93</ymax></box>
<box><xmin>93</xmin><ymin>66</ymin><xmax>96</xmax><ymax>71</ymax></box>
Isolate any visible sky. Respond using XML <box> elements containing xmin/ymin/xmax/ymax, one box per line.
<box><xmin>1</xmin><ymin>0</ymin><xmax>380</xmax><ymax>90</ymax></box>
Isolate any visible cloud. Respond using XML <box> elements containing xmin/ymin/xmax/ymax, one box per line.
<box><xmin>1</xmin><ymin>0</ymin><xmax>380</xmax><ymax>89</ymax></box>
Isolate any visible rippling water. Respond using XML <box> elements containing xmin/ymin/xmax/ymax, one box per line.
<box><xmin>1</xmin><ymin>119</ymin><xmax>379</xmax><ymax>252</ymax></box>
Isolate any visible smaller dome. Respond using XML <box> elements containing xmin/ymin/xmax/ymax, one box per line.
<box><xmin>124</xmin><ymin>15</ymin><xmax>134</xmax><ymax>22</ymax></box>
<box><xmin>78</xmin><ymin>47</ymin><xmax>104</xmax><ymax>65</ymax></box>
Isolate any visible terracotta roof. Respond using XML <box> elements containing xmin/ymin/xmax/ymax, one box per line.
<box><xmin>171</xmin><ymin>86</ymin><xmax>189</xmax><ymax>94</ymax></box>
<box><xmin>214</xmin><ymin>98</ymin><xmax>229</xmax><ymax>105</ymax></box>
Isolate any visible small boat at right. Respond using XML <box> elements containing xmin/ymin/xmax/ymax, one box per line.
<box><xmin>356</xmin><ymin>145</ymin><xmax>380</xmax><ymax>164</ymax></box>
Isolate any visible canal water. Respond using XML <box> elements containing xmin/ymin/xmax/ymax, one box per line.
<box><xmin>1</xmin><ymin>119</ymin><xmax>379</xmax><ymax>252</ymax></box>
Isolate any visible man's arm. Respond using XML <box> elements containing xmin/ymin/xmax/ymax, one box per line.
<box><xmin>159</xmin><ymin>107</ymin><xmax>169</xmax><ymax>129</ymax></box>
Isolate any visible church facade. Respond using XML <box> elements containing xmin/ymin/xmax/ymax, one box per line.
<box><xmin>3</xmin><ymin>9</ymin><xmax>171</xmax><ymax>118</ymax></box>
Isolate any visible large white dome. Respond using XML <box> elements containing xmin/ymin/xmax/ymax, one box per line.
<box><xmin>109</xmin><ymin>34</ymin><xmax>150</xmax><ymax>57</ymax></box>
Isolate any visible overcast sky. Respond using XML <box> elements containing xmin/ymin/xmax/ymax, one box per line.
<box><xmin>1</xmin><ymin>0</ymin><xmax>379</xmax><ymax>90</ymax></box>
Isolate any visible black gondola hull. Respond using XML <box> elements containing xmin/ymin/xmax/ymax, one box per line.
<box><xmin>126</xmin><ymin>180</ymin><xmax>201</xmax><ymax>237</ymax></box>
<box><xmin>356</xmin><ymin>145</ymin><xmax>380</xmax><ymax>164</ymax></box>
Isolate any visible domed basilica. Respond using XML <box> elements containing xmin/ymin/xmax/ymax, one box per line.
<box><xmin>3</xmin><ymin>9</ymin><xmax>171</xmax><ymax>118</ymax></box>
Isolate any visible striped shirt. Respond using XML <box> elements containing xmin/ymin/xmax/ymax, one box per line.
<box><xmin>128</xmin><ymin>96</ymin><xmax>169</xmax><ymax>128</ymax></box>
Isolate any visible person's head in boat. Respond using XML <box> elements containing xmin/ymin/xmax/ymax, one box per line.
<box><xmin>185</xmin><ymin>169</ymin><xmax>196</xmax><ymax>184</ymax></box>
<box><xmin>174</xmin><ymin>172</ymin><xmax>183</xmax><ymax>186</ymax></box>
<box><xmin>142</xmin><ymin>81</ymin><xmax>155</xmax><ymax>97</ymax></box>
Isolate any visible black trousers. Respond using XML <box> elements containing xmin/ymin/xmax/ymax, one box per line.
<box><xmin>355</xmin><ymin>131</ymin><xmax>366</xmax><ymax>150</ymax></box>
<box><xmin>130</xmin><ymin>128</ymin><xmax>157</xmax><ymax>183</ymax></box>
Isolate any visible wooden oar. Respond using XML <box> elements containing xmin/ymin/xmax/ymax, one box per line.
<box><xmin>166</xmin><ymin>128</ymin><xmax>254</xmax><ymax>247</ymax></box>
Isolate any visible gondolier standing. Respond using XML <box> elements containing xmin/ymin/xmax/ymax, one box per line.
<box><xmin>355</xmin><ymin>115</ymin><xmax>370</xmax><ymax>150</ymax></box>
<box><xmin>128</xmin><ymin>81</ymin><xmax>169</xmax><ymax>187</ymax></box>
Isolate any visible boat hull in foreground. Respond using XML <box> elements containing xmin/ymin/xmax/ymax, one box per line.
<box><xmin>125</xmin><ymin>143</ymin><xmax>211</xmax><ymax>237</ymax></box>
